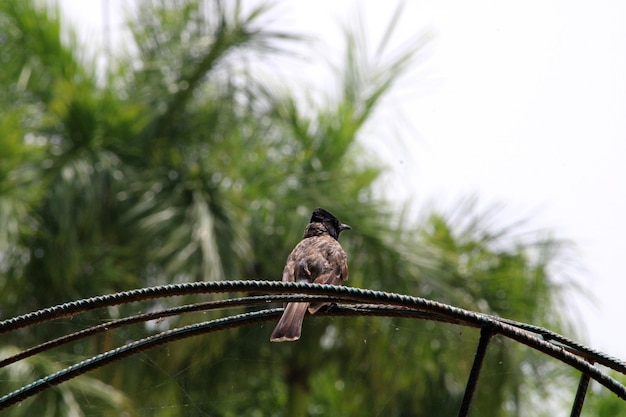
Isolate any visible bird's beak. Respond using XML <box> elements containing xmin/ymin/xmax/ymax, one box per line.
<box><xmin>339</xmin><ymin>223</ymin><xmax>351</xmax><ymax>231</ymax></box>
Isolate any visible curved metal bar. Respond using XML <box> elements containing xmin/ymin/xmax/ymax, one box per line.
<box><xmin>570</xmin><ymin>372</ymin><xmax>591</xmax><ymax>417</ymax></box>
<box><xmin>0</xmin><ymin>308</ymin><xmax>282</xmax><ymax>410</ymax></box>
<box><xmin>484</xmin><ymin>317</ymin><xmax>626</xmax><ymax>400</ymax></box>
<box><xmin>0</xmin><ymin>281</ymin><xmax>624</xmax><ymax>410</ymax></box>
<box><xmin>0</xmin><ymin>281</ymin><xmax>353</xmax><ymax>334</ymax></box>
<box><xmin>0</xmin><ymin>295</ymin><xmax>336</xmax><ymax>369</ymax></box>
<box><xmin>498</xmin><ymin>317</ymin><xmax>626</xmax><ymax>374</ymax></box>
<box><xmin>457</xmin><ymin>326</ymin><xmax>495</xmax><ymax>417</ymax></box>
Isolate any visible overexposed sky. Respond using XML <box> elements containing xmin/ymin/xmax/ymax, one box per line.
<box><xmin>58</xmin><ymin>0</ymin><xmax>626</xmax><ymax>359</ymax></box>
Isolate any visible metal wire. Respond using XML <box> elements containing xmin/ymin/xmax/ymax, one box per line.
<box><xmin>0</xmin><ymin>308</ymin><xmax>282</xmax><ymax>409</ymax></box>
<box><xmin>457</xmin><ymin>326</ymin><xmax>495</xmax><ymax>417</ymax></box>
<box><xmin>0</xmin><ymin>295</ymin><xmax>335</xmax><ymax>369</ymax></box>
<box><xmin>570</xmin><ymin>371</ymin><xmax>592</xmax><ymax>417</ymax></box>
<box><xmin>0</xmin><ymin>280</ymin><xmax>624</xmax><ymax>413</ymax></box>
<box><xmin>498</xmin><ymin>317</ymin><xmax>626</xmax><ymax>375</ymax></box>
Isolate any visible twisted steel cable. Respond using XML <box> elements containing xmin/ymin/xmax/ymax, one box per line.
<box><xmin>0</xmin><ymin>280</ymin><xmax>624</xmax><ymax>413</ymax></box>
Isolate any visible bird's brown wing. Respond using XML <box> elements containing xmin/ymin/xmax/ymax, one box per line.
<box><xmin>281</xmin><ymin>250</ymin><xmax>297</xmax><ymax>283</ymax></box>
<box><xmin>271</xmin><ymin>235</ymin><xmax>348</xmax><ymax>341</ymax></box>
<box><xmin>326</xmin><ymin>238</ymin><xmax>348</xmax><ymax>284</ymax></box>
<box><xmin>283</xmin><ymin>235</ymin><xmax>338</xmax><ymax>283</ymax></box>
<box><xmin>306</xmin><ymin>235</ymin><xmax>348</xmax><ymax>313</ymax></box>
<box><xmin>309</xmin><ymin>235</ymin><xmax>348</xmax><ymax>284</ymax></box>
<box><xmin>271</xmin><ymin>240</ymin><xmax>313</xmax><ymax>342</ymax></box>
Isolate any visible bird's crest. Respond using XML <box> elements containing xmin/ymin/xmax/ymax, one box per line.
<box><xmin>309</xmin><ymin>207</ymin><xmax>351</xmax><ymax>240</ymax></box>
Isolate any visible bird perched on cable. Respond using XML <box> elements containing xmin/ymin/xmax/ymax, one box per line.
<box><xmin>270</xmin><ymin>208</ymin><xmax>351</xmax><ymax>342</ymax></box>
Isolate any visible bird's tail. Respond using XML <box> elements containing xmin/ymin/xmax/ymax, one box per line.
<box><xmin>270</xmin><ymin>302</ymin><xmax>309</xmax><ymax>342</ymax></box>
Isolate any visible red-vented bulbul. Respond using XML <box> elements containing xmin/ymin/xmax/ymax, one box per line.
<box><xmin>270</xmin><ymin>208</ymin><xmax>350</xmax><ymax>342</ymax></box>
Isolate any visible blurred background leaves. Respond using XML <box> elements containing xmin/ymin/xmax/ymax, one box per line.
<box><xmin>0</xmin><ymin>1</ymin><xmax>597</xmax><ymax>416</ymax></box>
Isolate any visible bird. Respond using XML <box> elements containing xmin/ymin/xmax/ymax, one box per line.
<box><xmin>270</xmin><ymin>208</ymin><xmax>351</xmax><ymax>342</ymax></box>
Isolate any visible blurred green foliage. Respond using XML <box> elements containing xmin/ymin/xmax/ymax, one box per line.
<box><xmin>0</xmin><ymin>1</ymin><xmax>601</xmax><ymax>416</ymax></box>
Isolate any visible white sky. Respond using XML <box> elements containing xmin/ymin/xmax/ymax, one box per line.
<box><xmin>58</xmin><ymin>0</ymin><xmax>626</xmax><ymax>359</ymax></box>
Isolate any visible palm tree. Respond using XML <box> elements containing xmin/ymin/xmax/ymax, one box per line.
<box><xmin>0</xmin><ymin>1</ymin><xmax>578</xmax><ymax>416</ymax></box>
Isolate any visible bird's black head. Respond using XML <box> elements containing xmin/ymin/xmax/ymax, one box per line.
<box><xmin>309</xmin><ymin>207</ymin><xmax>351</xmax><ymax>240</ymax></box>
